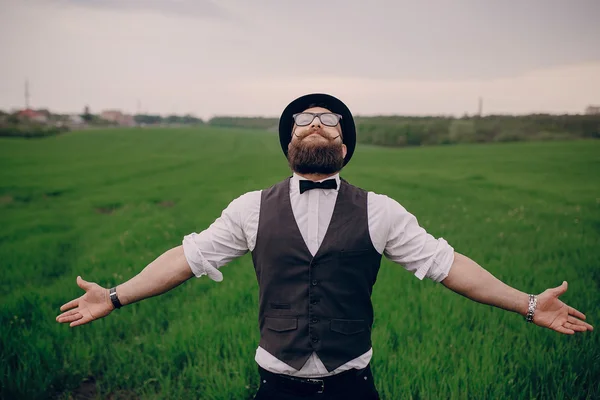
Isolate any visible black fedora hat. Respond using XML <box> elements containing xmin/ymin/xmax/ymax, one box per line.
<box><xmin>279</xmin><ymin>93</ymin><xmax>356</xmax><ymax>166</ymax></box>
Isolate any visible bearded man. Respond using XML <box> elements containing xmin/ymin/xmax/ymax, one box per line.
<box><xmin>57</xmin><ymin>93</ymin><xmax>593</xmax><ymax>400</ymax></box>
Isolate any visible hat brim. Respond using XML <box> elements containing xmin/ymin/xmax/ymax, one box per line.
<box><xmin>278</xmin><ymin>93</ymin><xmax>356</xmax><ymax>166</ymax></box>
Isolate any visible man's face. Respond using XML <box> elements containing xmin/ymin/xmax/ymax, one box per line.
<box><xmin>287</xmin><ymin>107</ymin><xmax>348</xmax><ymax>175</ymax></box>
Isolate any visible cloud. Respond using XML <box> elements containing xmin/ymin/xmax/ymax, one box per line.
<box><xmin>1</xmin><ymin>1</ymin><xmax>598</xmax><ymax>116</ymax></box>
<box><xmin>227</xmin><ymin>61</ymin><xmax>600</xmax><ymax>117</ymax></box>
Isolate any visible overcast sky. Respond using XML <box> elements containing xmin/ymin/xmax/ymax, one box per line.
<box><xmin>1</xmin><ymin>0</ymin><xmax>599</xmax><ymax>118</ymax></box>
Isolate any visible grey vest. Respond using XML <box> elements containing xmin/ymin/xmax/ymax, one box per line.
<box><xmin>251</xmin><ymin>177</ymin><xmax>382</xmax><ymax>372</ymax></box>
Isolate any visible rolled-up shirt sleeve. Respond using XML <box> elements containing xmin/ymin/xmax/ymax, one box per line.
<box><xmin>182</xmin><ymin>191</ymin><xmax>260</xmax><ymax>280</ymax></box>
<box><xmin>382</xmin><ymin>196</ymin><xmax>455</xmax><ymax>282</ymax></box>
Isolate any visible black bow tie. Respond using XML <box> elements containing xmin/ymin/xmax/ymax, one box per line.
<box><xmin>299</xmin><ymin>179</ymin><xmax>338</xmax><ymax>194</ymax></box>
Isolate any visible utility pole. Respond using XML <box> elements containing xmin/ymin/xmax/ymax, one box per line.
<box><xmin>25</xmin><ymin>79</ymin><xmax>30</xmax><ymax>109</ymax></box>
<box><xmin>477</xmin><ymin>96</ymin><xmax>483</xmax><ymax>117</ymax></box>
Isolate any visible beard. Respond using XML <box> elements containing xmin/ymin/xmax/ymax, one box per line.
<box><xmin>288</xmin><ymin>131</ymin><xmax>345</xmax><ymax>175</ymax></box>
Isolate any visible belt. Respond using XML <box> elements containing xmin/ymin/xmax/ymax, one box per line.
<box><xmin>258</xmin><ymin>365</ymin><xmax>373</xmax><ymax>395</ymax></box>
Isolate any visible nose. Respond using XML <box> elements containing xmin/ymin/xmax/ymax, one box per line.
<box><xmin>310</xmin><ymin>115</ymin><xmax>322</xmax><ymax>127</ymax></box>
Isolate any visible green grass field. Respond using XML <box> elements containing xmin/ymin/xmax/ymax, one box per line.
<box><xmin>1</xmin><ymin>127</ymin><xmax>598</xmax><ymax>400</ymax></box>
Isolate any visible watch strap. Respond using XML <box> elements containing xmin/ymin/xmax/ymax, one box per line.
<box><xmin>109</xmin><ymin>287</ymin><xmax>123</xmax><ymax>309</ymax></box>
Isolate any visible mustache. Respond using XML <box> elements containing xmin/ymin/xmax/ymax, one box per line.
<box><xmin>294</xmin><ymin>128</ymin><xmax>340</xmax><ymax>141</ymax></box>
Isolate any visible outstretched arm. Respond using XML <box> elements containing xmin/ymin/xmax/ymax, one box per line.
<box><xmin>56</xmin><ymin>245</ymin><xmax>193</xmax><ymax>327</ymax></box>
<box><xmin>56</xmin><ymin>191</ymin><xmax>256</xmax><ymax>328</ymax></box>
<box><xmin>442</xmin><ymin>252</ymin><xmax>593</xmax><ymax>334</ymax></box>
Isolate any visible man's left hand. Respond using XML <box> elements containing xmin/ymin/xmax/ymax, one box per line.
<box><xmin>533</xmin><ymin>281</ymin><xmax>594</xmax><ymax>334</ymax></box>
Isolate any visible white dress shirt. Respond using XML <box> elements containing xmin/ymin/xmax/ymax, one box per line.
<box><xmin>182</xmin><ymin>173</ymin><xmax>455</xmax><ymax>377</ymax></box>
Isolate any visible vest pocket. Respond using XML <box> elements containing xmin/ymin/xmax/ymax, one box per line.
<box><xmin>265</xmin><ymin>317</ymin><xmax>298</xmax><ymax>332</ymax></box>
<box><xmin>330</xmin><ymin>319</ymin><xmax>366</xmax><ymax>335</ymax></box>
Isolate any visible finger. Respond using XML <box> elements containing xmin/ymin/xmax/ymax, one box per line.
<box><xmin>567</xmin><ymin>316</ymin><xmax>594</xmax><ymax>331</ymax></box>
<box><xmin>59</xmin><ymin>313</ymin><xmax>83</xmax><ymax>323</ymax></box>
<box><xmin>70</xmin><ymin>314</ymin><xmax>91</xmax><ymax>327</ymax></box>
<box><xmin>60</xmin><ymin>298</ymin><xmax>79</xmax><ymax>312</ymax></box>
<box><xmin>564</xmin><ymin>322</ymin><xmax>588</xmax><ymax>332</ymax></box>
<box><xmin>56</xmin><ymin>309</ymin><xmax>80</xmax><ymax>321</ymax></box>
<box><xmin>77</xmin><ymin>276</ymin><xmax>92</xmax><ymax>291</ymax></box>
<box><xmin>568</xmin><ymin>306</ymin><xmax>586</xmax><ymax>320</ymax></box>
<box><xmin>553</xmin><ymin>325</ymin><xmax>575</xmax><ymax>335</ymax></box>
<box><xmin>550</xmin><ymin>281</ymin><xmax>568</xmax><ymax>296</ymax></box>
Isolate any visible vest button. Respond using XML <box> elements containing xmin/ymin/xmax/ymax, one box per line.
<box><xmin>311</xmin><ymin>337</ymin><xmax>319</xmax><ymax>343</ymax></box>
<box><xmin>311</xmin><ymin>299</ymin><xmax>319</xmax><ymax>305</ymax></box>
<box><xmin>311</xmin><ymin>280</ymin><xmax>318</xmax><ymax>286</ymax></box>
<box><xmin>311</xmin><ymin>318</ymin><xmax>319</xmax><ymax>324</ymax></box>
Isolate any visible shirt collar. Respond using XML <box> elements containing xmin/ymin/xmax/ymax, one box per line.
<box><xmin>291</xmin><ymin>172</ymin><xmax>341</xmax><ymax>195</ymax></box>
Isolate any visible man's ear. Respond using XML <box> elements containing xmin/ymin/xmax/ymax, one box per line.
<box><xmin>342</xmin><ymin>144</ymin><xmax>347</xmax><ymax>158</ymax></box>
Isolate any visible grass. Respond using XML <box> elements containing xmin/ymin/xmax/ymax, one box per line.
<box><xmin>0</xmin><ymin>127</ymin><xmax>598</xmax><ymax>400</ymax></box>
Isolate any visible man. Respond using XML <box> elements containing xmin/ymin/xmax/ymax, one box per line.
<box><xmin>57</xmin><ymin>93</ymin><xmax>593</xmax><ymax>399</ymax></box>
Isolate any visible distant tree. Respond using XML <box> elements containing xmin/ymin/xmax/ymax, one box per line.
<box><xmin>449</xmin><ymin>119</ymin><xmax>477</xmax><ymax>143</ymax></box>
<box><xmin>81</xmin><ymin>105</ymin><xmax>93</xmax><ymax>122</ymax></box>
<box><xmin>134</xmin><ymin>114</ymin><xmax>163</xmax><ymax>125</ymax></box>
<box><xmin>165</xmin><ymin>115</ymin><xmax>182</xmax><ymax>124</ymax></box>
<box><xmin>7</xmin><ymin>112</ymin><xmax>20</xmax><ymax>124</ymax></box>
<box><xmin>148</xmin><ymin>114</ymin><xmax>203</xmax><ymax>125</ymax></box>
<box><xmin>181</xmin><ymin>114</ymin><xmax>203</xmax><ymax>124</ymax></box>
<box><xmin>208</xmin><ymin>116</ymin><xmax>276</xmax><ymax>129</ymax></box>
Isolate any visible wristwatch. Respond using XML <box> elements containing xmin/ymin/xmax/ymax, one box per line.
<box><xmin>109</xmin><ymin>287</ymin><xmax>123</xmax><ymax>309</ymax></box>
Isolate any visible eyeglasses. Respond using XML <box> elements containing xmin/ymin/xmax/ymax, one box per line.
<box><xmin>292</xmin><ymin>112</ymin><xmax>342</xmax><ymax>127</ymax></box>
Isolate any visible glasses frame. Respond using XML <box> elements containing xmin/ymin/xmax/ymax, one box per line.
<box><xmin>292</xmin><ymin>112</ymin><xmax>343</xmax><ymax>127</ymax></box>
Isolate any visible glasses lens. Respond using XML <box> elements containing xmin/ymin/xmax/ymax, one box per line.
<box><xmin>319</xmin><ymin>113</ymin><xmax>340</xmax><ymax>126</ymax></box>
<box><xmin>294</xmin><ymin>113</ymin><xmax>315</xmax><ymax>126</ymax></box>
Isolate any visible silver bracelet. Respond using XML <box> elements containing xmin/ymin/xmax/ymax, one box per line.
<box><xmin>525</xmin><ymin>294</ymin><xmax>537</xmax><ymax>322</ymax></box>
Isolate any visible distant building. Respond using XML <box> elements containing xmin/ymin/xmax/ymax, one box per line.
<box><xmin>585</xmin><ymin>105</ymin><xmax>600</xmax><ymax>115</ymax></box>
<box><xmin>100</xmin><ymin>110</ymin><xmax>124</xmax><ymax>122</ymax></box>
<box><xmin>100</xmin><ymin>110</ymin><xmax>135</xmax><ymax>126</ymax></box>
<box><xmin>69</xmin><ymin>115</ymin><xmax>84</xmax><ymax>125</ymax></box>
<box><xmin>17</xmin><ymin>108</ymin><xmax>48</xmax><ymax>123</ymax></box>
<box><xmin>121</xmin><ymin>114</ymin><xmax>135</xmax><ymax>126</ymax></box>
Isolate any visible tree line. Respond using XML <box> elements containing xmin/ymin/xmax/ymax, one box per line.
<box><xmin>206</xmin><ymin>114</ymin><xmax>600</xmax><ymax>146</ymax></box>
<box><xmin>0</xmin><ymin>110</ymin><xmax>205</xmax><ymax>138</ymax></box>
<box><xmin>3</xmin><ymin>108</ymin><xmax>598</xmax><ymax>145</ymax></box>
<box><xmin>133</xmin><ymin>114</ymin><xmax>204</xmax><ymax>125</ymax></box>
<box><xmin>208</xmin><ymin>117</ymin><xmax>278</xmax><ymax>130</ymax></box>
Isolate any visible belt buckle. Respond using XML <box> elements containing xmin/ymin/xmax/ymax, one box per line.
<box><xmin>307</xmin><ymin>378</ymin><xmax>324</xmax><ymax>394</ymax></box>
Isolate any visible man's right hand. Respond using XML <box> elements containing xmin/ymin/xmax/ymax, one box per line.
<box><xmin>56</xmin><ymin>276</ymin><xmax>114</xmax><ymax>327</ymax></box>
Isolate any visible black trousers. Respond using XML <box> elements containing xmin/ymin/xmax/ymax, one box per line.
<box><xmin>253</xmin><ymin>365</ymin><xmax>380</xmax><ymax>400</ymax></box>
